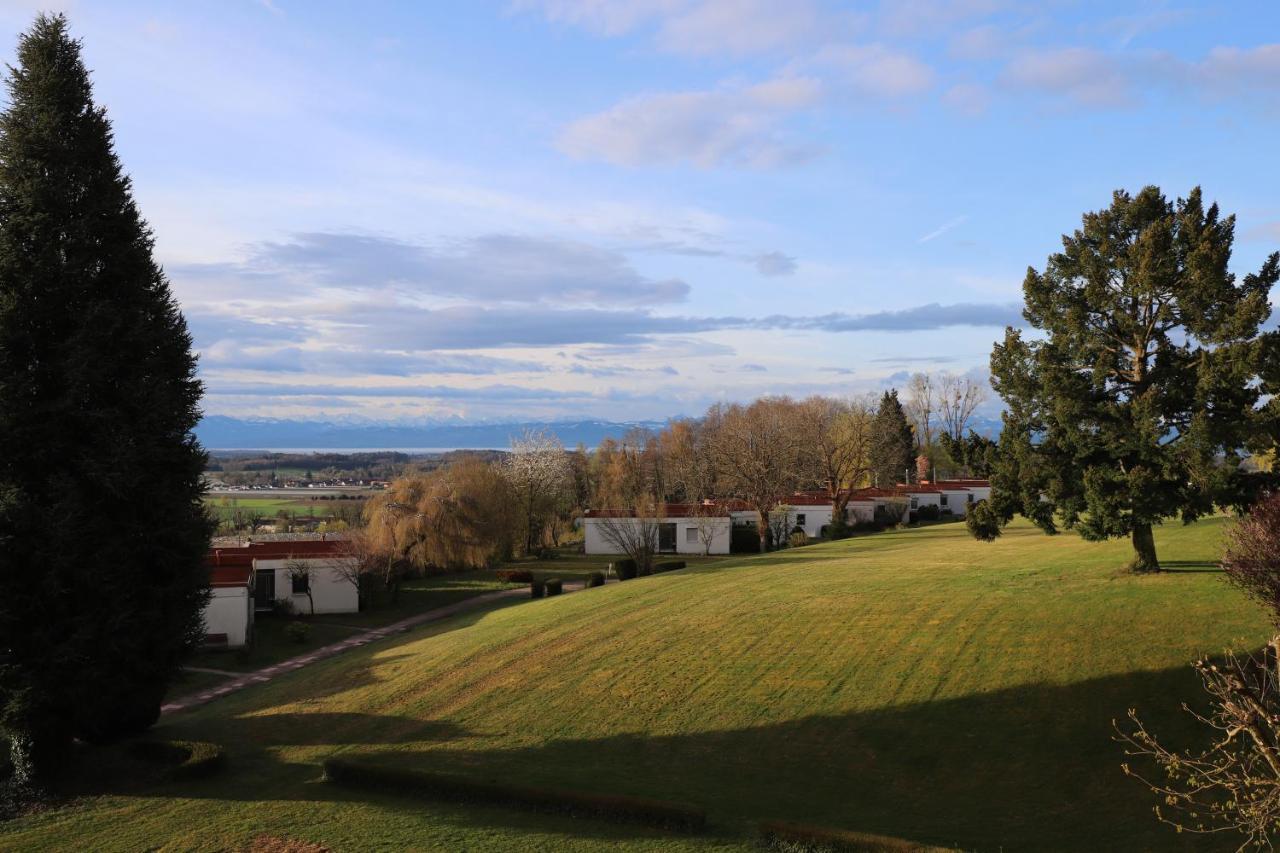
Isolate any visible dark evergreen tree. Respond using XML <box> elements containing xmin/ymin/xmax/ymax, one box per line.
<box><xmin>869</xmin><ymin>390</ymin><xmax>915</xmax><ymax>488</ymax></box>
<box><xmin>939</xmin><ymin>430</ymin><xmax>998</xmax><ymax>478</ymax></box>
<box><xmin>0</xmin><ymin>15</ymin><xmax>213</xmax><ymax>787</ymax></box>
<box><xmin>984</xmin><ymin>186</ymin><xmax>1280</xmax><ymax>571</ymax></box>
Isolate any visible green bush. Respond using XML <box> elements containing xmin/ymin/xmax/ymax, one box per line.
<box><xmin>284</xmin><ymin>621</ymin><xmax>310</xmax><ymax>644</ymax></box>
<box><xmin>530</xmin><ymin>580</ymin><xmax>546</xmax><ymax>599</ymax></box>
<box><xmin>653</xmin><ymin>560</ymin><xmax>686</xmax><ymax>573</ymax></box>
<box><xmin>966</xmin><ymin>499</ymin><xmax>1003</xmax><ymax>542</ymax></box>
<box><xmin>612</xmin><ymin>558</ymin><xmax>638</xmax><ymax>580</ymax></box>
<box><xmin>322</xmin><ymin>759</ymin><xmax>706</xmax><ymax>832</ymax></box>
<box><xmin>585</xmin><ymin>571</ymin><xmax>605</xmax><ymax>588</ymax></box>
<box><xmin>731</xmin><ymin>523</ymin><xmax>762</xmax><ymax>553</ymax></box>
<box><xmin>825</xmin><ymin>516</ymin><xmax>850</xmax><ymax>540</ymax></box>
<box><xmin>496</xmin><ymin>569</ymin><xmax>534</xmax><ymax>583</ymax></box>
<box><xmin>757</xmin><ymin>820</ymin><xmax>944</xmax><ymax>852</ymax></box>
<box><xmin>917</xmin><ymin>505</ymin><xmax>941</xmax><ymax>522</ymax></box>
<box><xmin>544</xmin><ymin>578</ymin><xmax>563</xmax><ymax>596</ymax></box>
<box><xmin>851</xmin><ymin>520</ymin><xmax>885</xmax><ymax>534</ymax></box>
<box><xmin>128</xmin><ymin>739</ymin><xmax>226</xmax><ymax>781</ymax></box>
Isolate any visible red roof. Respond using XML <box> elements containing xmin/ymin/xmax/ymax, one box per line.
<box><xmin>584</xmin><ymin>502</ymin><xmax>729</xmax><ymax>519</ymax></box>
<box><xmin>204</xmin><ymin>538</ymin><xmax>348</xmax><ymax>569</ymax></box>
<box><xmin>209</xmin><ymin>566</ymin><xmax>252</xmax><ymax>588</ymax></box>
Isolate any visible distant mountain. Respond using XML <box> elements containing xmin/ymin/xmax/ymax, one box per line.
<box><xmin>195</xmin><ymin>415</ymin><xmax>668</xmax><ymax>451</ymax></box>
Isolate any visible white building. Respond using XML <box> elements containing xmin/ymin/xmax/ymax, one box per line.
<box><xmin>204</xmin><ymin>566</ymin><xmax>255</xmax><ymax>648</ymax></box>
<box><xmin>582</xmin><ymin>504</ymin><xmax>731</xmax><ymax>556</ymax></box>
<box><xmin>202</xmin><ymin>539</ymin><xmax>360</xmax><ymax>647</ymax></box>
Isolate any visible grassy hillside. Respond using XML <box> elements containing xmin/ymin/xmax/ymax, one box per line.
<box><xmin>4</xmin><ymin>518</ymin><xmax>1268</xmax><ymax>852</ymax></box>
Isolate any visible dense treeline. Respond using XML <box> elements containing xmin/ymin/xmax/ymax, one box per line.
<box><xmin>354</xmin><ymin>380</ymin><xmax>991</xmax><ymax>578</ymax></box>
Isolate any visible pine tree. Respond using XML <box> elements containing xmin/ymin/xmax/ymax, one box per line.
<box><xmin>985</xmin><ymin>186</ymin><xmax>1280</xmax><ymax>571</ymax></box>
<box><xmin>870</xmin><ymin>390</ymin><xmax>914</xmax><ymax>488</ymax></box>
<box><xmin>0</xmin><ymin>15</ymin><xmax>213</xmax><ymax>787</ymax></box>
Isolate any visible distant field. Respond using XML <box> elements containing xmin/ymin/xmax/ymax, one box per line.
<box><xmin>204</xmin><ymin>495</ymin><xmax>356</xmax><ymax>522</ymax></box>
<box><xmin>3</xmin><ymin>518</ymin><xmax>1265</xmax><ymax>852</ymax></box>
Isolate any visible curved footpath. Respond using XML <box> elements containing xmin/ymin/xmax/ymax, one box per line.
<box><xmin>163</xmin><ymin>579</ymin><xmax>591</xmax><ymax>715</ymax></box>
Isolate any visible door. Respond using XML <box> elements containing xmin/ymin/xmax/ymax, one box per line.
<box><xmin>253</xmin><ymin>568</ymin><xmax>275</xmax><ymax>611</ymax></box>
<box><xmin>658</xmin><ymin>523</ymin><xmax>677</xmax><ymax>553</ymax></box>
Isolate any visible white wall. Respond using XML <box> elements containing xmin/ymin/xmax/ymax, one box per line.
<box><xmin>255</xmin><ymin>557</ymin><xmax>360</xmax><ymax>614</ymax></box>
<box><xmin>582</xmin><ymin>517</ymin><xmax>731</xmax><ymax>556</ymax></box>
<box><xmin>204</xmin><ymin>587</ymin><xmax>253</xmax><ymax>648</ymax></box>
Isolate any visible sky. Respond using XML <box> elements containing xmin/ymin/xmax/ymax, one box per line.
<box><xmin>3</xmin><ymin>0</ymin><xmax>1279</xmax><ymax>425</ymax></box>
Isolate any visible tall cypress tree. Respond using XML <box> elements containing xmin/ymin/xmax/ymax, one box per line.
<box><xmin>984</xmin><ymin>186</ymin><xmax>1280</xmax><ymax>571</ymax></box>
<box><xmin>870</xmin><ymin>390</ymin><xmax>915</xmax><ymax>488</ymax></box>
<box><xmin>0</xmin><ymin>15</ymin><xmax>212</xmax><ymax>786</ymax></box>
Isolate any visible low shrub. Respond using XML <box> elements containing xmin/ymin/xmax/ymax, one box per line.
<box><xmin>322</xmin><ymin>759</ymin><xmax>705</xmax><ymax>832</ymax></box>
<box><xmin>128</xmin><ymin>739</ymin><xmax>226</xmax><ymax>781</ymax></box>
<box><xmin>757</xmin><ymin>820</ymin><xmax>945</xmax><ymax>852</ymax></box>
<box><xmin>284</xmin><ymin>621</ymin><xmax>310</xmax><ymax>644</ymax></box>
<box><xmin>851</xmin><ymin>520</ymin><xmax>885</xmax><ymax>534</ymax></box>
<box><xmin>496</xmin><ymin>569</ymin><xmax>534</xmax><ymax>583</ymax></box>
<box><xmin>917</xmin><ymin>505</ymin><xmax>941</xmax><ymax>522</ymax></box>
<box><xmin>731</xmin><ymin>523</ymin><xmax>762</xmax><ymax>553</ymax></box>
<box><xmin>826</xmin><ymin>517</ymin><xmax>851</xmax><ymax>540</ymax></box>
<box><xmin>530</xmin><ymin>580</ymin><xmax>546</xmax><ymax>599</ymax></box>
<box><xmin>585</xmin><ymin>571</ymin><xmax>605</xmax><ymax>588</ymax></box>
<box><xmin>612</xmin><ymin>558</ymin><xmax>638</xmax><ymax>580</ymax></box>
<box><xmin>544</xmin><ymin>578</ymin><xmax>563</xmax><ymax>596</ymax></box>
<box><xmin>536</xmin><ymin>547</ymin><xmax>558</xmax><ymax>560</ymax></box>
<box><xmin>788</xmin><ymin>531</ymin><xmax>809</xmax><ymax>548</ymax></box>
<box><xmin>966</xmin><ymin>499</ymin><xmax>1003</xmax><ymax>542</ymax></box>
<box><xmin>653</xmin><ymin>560</ymin><xmax>687</xmax><ymax>573</ymax></box>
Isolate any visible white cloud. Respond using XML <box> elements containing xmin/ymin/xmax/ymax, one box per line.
<box><xmin>811</xmin><ymin>43</ymin><xmax>935</xmax><ymax>98</ymax></box>
<box><xmin>513</xmin><ymin>0</ymin><xmax>843</xmax><ymax>56</ymax></box>
<box><xmin>942</xmin><ymin>82</ymin><xmax>991</xmax><ymax>116</ymax></box>
<box><xmin>558</xmin><ymin>76</ymin><xmax>822</xmax><ymax>168</ymax></box>
<box><xmin>1001</xmin><ymin>47</ymin><xmax>1132</xmax><ymax>107</ymax></box>
<box><xmin>754</xmin><ymin>251</ymin><xmax>798</xmax><ymax>276</ymax></box>
<box><xmin>655</xmin><ymin>0</ymin><xmax>825</xmax><ymax>56</ymax></box>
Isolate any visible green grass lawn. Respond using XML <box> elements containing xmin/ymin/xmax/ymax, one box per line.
<box><xmin>4</xmin><ymin>518</ymin><xmax>1267</xmax><ymax>852</ymax></box>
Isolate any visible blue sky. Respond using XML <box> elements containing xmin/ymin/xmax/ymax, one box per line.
<box><xmin>5</xmin><ymin>1</ymin><xmax>1279</xmax><ymax>423</ymax></box>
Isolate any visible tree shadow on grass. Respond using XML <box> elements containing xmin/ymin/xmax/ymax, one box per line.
<box><xmin>138</xmin><ymin>658</ymin><xmax>1252</xmax><ymax>851</ymax></box>
<box><xmin>1159</xmin><ymin>560</ymin><xmax>1222</xmax><ymax>573</ymax></box>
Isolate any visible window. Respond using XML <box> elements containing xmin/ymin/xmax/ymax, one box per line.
<box><xmin>910</xmin><ymin>497</ymin><xmax>919</xmax><ymax>509</ymax></box>
<box><xmin>291</xmin><ymin>572</ymin><xmax>310</xmax><ymax>595</ymax></box>
<box><xmin>686</xmin><ymin>527</ymin><xmax>699</xmax><ymax>544</ymax></box>
<box><xmin>968</xmin><ymin>493</ymin><xmax>975</xmax><ymax>503</ymax></box>
<box><xmin>940</xmin><ymin>494</ymin><xmax>949</xmax><ymax>506</ymax></box>
<box><xmin>796</xmin><ymin>513</ymin><xmax>806</xmax><ymax>526</ymax></box>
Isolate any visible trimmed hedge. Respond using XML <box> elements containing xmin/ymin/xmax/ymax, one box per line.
<box><xmin>128</xmin><ymin>739</ymin><xmax>226</xmax><ymax>781</ymax></box>
<box><xmin>916</xmin><ymin>505</ymin><xmax>941</xmax><ymax>522</ymax></box>
<box><xmin>322</xmin><ymin>758</ymin><xmax>705</xmax><ymax>832</ymax></box>
<box><xmin>585</xmin><ymin>571</ymin><xmax>605</xmax><ymax>588</ymax></box>
<box><xmin>653</xmin><ymin>560</ymin><xmax>686</xmax><ymax>573</ymax></box>
<box><xmin>612</xmin><ymin>558</ymin><xmax>638</xmax><ymax>580</ymax></box>
<box><xmin>758</xmin><ymin>820</ymin><xmax>946</xmax><ymax>852</ymax></box>
<box><xmin>544</xmin><ymin>578</ymin><xmax>563</xmax><ymax>596</ymax></box>
<box><xmin>530</xmin><ymin>580</ymin><xmax>546</xmax><ymax>599</ymax></box>
<box><xmin>496</xmin><ymin>569</ymin><xmax>534</xmax><ymax>583</ymax></box>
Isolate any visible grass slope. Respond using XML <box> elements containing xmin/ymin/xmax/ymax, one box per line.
<box><xmin>4</xmin><ymin>518</ymin><xmax>1267</xmax><ymax>852</ymax></box>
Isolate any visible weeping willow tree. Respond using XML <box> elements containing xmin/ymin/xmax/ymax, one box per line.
<box><xmin>363</xmin><ymin>459</ymin><xmax>515</xmax><ymax>598</ymax></box>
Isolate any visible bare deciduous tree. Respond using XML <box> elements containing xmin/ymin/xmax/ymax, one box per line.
<box><xmin>691</xmin><ymin>501</ymin><xmax>724</xmax><ymax>557</ymax></box>
<box><xmin>593</xmin><ymin>494</ymin><xmax>662</xmax><ymax>575</ymax></box>
<box><xmin>905</xmin><ymin>372</ymin><xmax>936</xmax><ymax>452</ymax></box>
<box><xmin>796</xmin><ymin>395</ymin><xmax>874</xmax><ymax>521</ymax></box>
<box><xmin>1117</xmin><ymin>494</ymin><xmax>1280</xmax><ymax>847</ymax></box>
<box><xmin>283</xmin><ymin>558</ymin><xmax>315</xmax><ymax>616</ymax></box>
<box><xmin>938</xmin><ymin>372</ymin><xmax>988</xmax><ymax>441</ymax></box>
<box><xmin>705</xmin><ymin>398</ymin><xmax>804</xmax><ymax>552</ymax></box>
